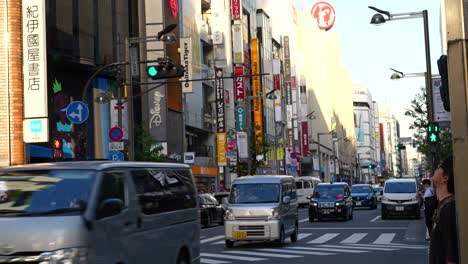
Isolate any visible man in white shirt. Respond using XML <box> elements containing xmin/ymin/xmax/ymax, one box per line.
<box><xmin>422</xmin><ymin>178</ymin><xmax>437</xmax><ymax>238</ymax></box>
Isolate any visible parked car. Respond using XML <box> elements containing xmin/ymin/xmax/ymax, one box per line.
<box><xmin>381</xmin><ymin>178</ymin><xmax>421</xmax><ymax>220</ymax></box>
<box><xmin>351</xmin><ymin>184</ymin><xmax>378</xmax><ymax>209</ymax></box>
<box><xmin>308</xmin><ymin>182</ymin><xmax>353</xmax><ymax>222</ymax></box>
<box><xmin>198</xmin><ymin>193</ymin><xmax>225</xmax><ymax>228</ymax></box>
<box><xmin>224</xmin><ymin>175</ymin><xmax>298</xmax><ymax>248</ymax></box>
<box><xmin>0</xmin><ymin>161</ymin><xmax>200</xmax><ymax>264</ymax></box>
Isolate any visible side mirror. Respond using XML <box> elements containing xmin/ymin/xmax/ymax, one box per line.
<box><xmin>221</xmin><ymin>197</ymin><xmax>229</xmax><ymax>204</ymax></box>
<box><xmin>380</xmin><ymin>190</ymin><xmax>384</xmax><ymax>196</ymax></box>
<box><xmin>306</xmin><ymin>196</ymin><xmax>311</xmax><ymax>200</ymax></box>
<box><xmin>283</xmin><ymin>196</ymin><xmax>291</xmax><ymax>204</ymax></box>
<box><xmin>96</xmin><ymin>198</ymin><xmax>124</xmax><ymax>220</ymax></box>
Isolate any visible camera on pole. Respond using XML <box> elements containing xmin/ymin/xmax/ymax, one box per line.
<box><xmin>146</xmin><ymin>58</ymin><xmax>185</xmax><ymax>80</ymax></box>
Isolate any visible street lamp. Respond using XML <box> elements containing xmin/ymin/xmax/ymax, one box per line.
<box><xmin>369</xmin><ymin>6</ymin><xmax>433</xmax><ymax>122</ymax></box>
<box><xmin>389</xmin><ymin>68</ymin><xmax>426</xmax><ymax>80</ymax></box>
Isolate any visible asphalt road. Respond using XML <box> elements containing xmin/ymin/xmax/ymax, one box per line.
<box><xmin>199</xmin><ymin>205</ymin><xmax>429</xmax><ymax>264</ymax></box>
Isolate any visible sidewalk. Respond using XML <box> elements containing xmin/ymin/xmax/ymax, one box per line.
<box><xmin>404</xmin><ymin>215</ymin><xmax>429</xmax><ymax>244</ymax></box>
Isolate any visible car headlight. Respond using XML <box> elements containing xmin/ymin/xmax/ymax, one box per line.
<box><xmin>335</xmin><ymin>201</ymin><xmax>345</xmax><ymax>206</ymax></box>
<box><xmin>381</xmin><ymin>197</ymin><xmax>390</xmax><ymax>203</ymax></box>
<box><xmin>224</xmin><ymin>208</ymin><xmax>235</xmax><ymax>221</ymax></box>
<box><xmin>310</xmin><ymin>201</ymin><xmax>318</xmax><ymax>207</ymax></box>
<box><xmin>38</xmin><ymin>247</ymin><xmax>87</xmax><ymax>264</ymax></box>
<box><xmin>268</xmin><ymin>208</ymin><xmax>280</xmax><ymax>220</ymax></box>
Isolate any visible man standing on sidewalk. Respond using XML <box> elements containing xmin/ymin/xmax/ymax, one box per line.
<box><xmin>429</xmin><ymin>156</ymin><xmax>459</xmax><ymax>264</ymax></box>
<box><xmin>422</xmin><ymin>178</ymin><xmax>437</xmax><ymax>239</ymax></box>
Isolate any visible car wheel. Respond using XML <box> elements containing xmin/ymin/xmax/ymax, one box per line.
<box><xmin>205</xmin><ymin>215</ymin><xmax>211</xmax><ymax>228</ymax></box>
<box><xmin>276</xmin><ymin>227</ymin><xmax>285</xmax><ymax>246</ymax></box>
<box><xmin>290</xmin><ymin>223</ymin><xmax>298</xmax><ymax>243</ymax></box>
<box><xmin>225</xmin><ymin>240</ymin><xmax>234</xmax><ymax>248</ymax></box>
<box><xmin>381</xmin><ymin>210</ymin><xmax>388</xmax><ymax>220</ymax></box>
<box><xmin>309</xmin><ymin>216</ymin><xmax>315</xmax><ymax>223</ymax></box>
<box><xmin>176</xmin><ymin>250</ymin><xmax>190</xmax><ymax>264</ymax></box>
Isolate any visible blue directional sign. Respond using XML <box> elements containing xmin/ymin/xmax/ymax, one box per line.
<box><xmin>66</xmin><ymin>101</ymin><xmax>89</xmax><ymax>124</ymax></box>
<box><xmin>109</xmin><ymin>151</ymin><xmax>125</xmax><ymax>161</ymax></box>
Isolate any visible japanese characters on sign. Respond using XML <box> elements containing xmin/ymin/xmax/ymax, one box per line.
<box><xmin>234</xmin><ymin>66</ymin><xmax>245</xmax><ymax>100</ymax></box>
<box><xmin>283</xmin><ymin>36</ymin><xmax>292</xmax><ymax>106</ymax></box>
<box><xmin>251</xmin><ymin>39</ymin><xmax>263</xmax><ymax>143</ymax></box>
<box><xmin>22</xmin><ymin>0</ymin><xmax>48</xmax><ymax>118</ymax></box>
<box><xmin>311</xmin><ymin>1</ymin><xmax>336</xmax><ymax>31</ymax></box>
<box><xmin>215</xmin><ymin>68</ymin><xmax>225</xmax><ymax>133</ymax></box>
<box><xmin>231</xmin><ymin>0</ymin><xmax>242</xmax><ymax>20</ymax></box>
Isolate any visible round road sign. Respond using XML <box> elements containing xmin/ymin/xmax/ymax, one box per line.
<box><xmin>226</xmin><ymin>140</ymin><xmax>237</xmax><ymax>151</ymax></box>
<box><xmin>109</xmin><ymin>126</ymin><xmax>124</xmax><ymax>142</ymax></box>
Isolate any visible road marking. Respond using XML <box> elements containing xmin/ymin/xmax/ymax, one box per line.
<box><xmin>318</xmin><ymin>244</ymin><xmax>398</xmax><ymax>251</ymax></box>
<box><xmin>347</xmin><ymin>243</ymin><xmax>428</xmax><ymax>249</ymax></box>
<box><xmin>299</xmin><ymin>218</ymin><xmax>309</xmax><ymax>223</ymax></box>
<box><xmin>224</xmin><ymin>250</ymin><xmax>302</xmax><ymax>258</ymax></box>
<box><xmin>373</xmin><ymin>233</ymin><xmax>396</xmax><ymax>244</ymax></box>
<box><xmin>201</xmin><ymin>235</ymin><xmax>225</xmax><ymax>244</ymax></box>
<box><xmin>298</xmin><ymin>233</ymin><xmax>313</xmax><ymax>240</ymax></box>
<box><xmin>257</xmin><ymin>248</ymin><xmax>334</xmax><ymax>256</ymax></box>
<box><xmin>201</xmin><ymin>259</ymin><xmax>231</xmax><ymax>264</ymax></box>
<box><xmin>340</xmin><ymin>233</ymin><xmax>368</xmax><ymax>244</ymax></box>
<box><xmin>370</xmin><ymin>215</ymin><xmax>381</xmax><ymax>222</ymax></box>
<box><xmin>200</xmin><ymin>253</ymin><xmax>266</xmax><ymax>261</ymax></box>
<box><xmin>213</xmin><ymin>240</ymin><xmax>226</xmax><ymax>244</ymax></box>
<box><xmin>307</xmin><ymin>233</ymin><xmax>339</xmax><ymax>244</ymax></box>
<box><xmin>288</xmin><ymin>246</ymin><xmax>370</xmax><ymax>253</ymax></box>
<box><xmin>301</xmin><ymin>227</ymin><xmax>407</xmax><ymax>230</ymax></box>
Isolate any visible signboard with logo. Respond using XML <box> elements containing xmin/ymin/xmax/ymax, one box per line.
<box><xmin>311</xmin><ymin>2</ymin><xmax>336</xmax><ymax>31</ymax></box>
<box><xmin>237</xmin><ymin>132</ymin><xmax>248</xmax><ymax>160</ymax></box>
<box><xmin>283</xmin><ymin>36</ymin><xmax>292</xmax><ymax>106</ymax></box>
<box><xmin>232</xmin><ymin>22</ymin><xmax>244</xmax><ymax>64</ymax></box>
<box><xmin>184</xmin><ymin>152</ymin><xmax>195</xmax><ymax>164</ymax></box>
<box><xmin>148</xmin><ymin>86</ymin><xmax>167</xmax><ymax>141</ymax></box>
<box><xmin>22</xmin><ymin>0</ymin><xmax>48</xmax><ymax>119</ymax></box>
<box><xmin>23</xmin><ymin>118</ymin><xmax>48</xmax><ymax>143</ymax></box>
<box><xmin>301</xmin><ymin>122</ymin><xmax>309</xmax><ymax>156</ymax></box>
<box><xmin>251</xmin><ymin>39</ymin><xmax>263</xmax><ymax>143</ymax></box>
<box><xmin>432</xmin><ymin>77</ymin><xmax>451</xmax><ymax>127</ymax></box>
<box><xmin>234</xmin><ymin>66</ymin><xmax>245</xmax><ymax>100</ymax></box>
<box><xmin>180</xmin><ymin>37</ymin><xmax>193</xmax><ymax>93</ymax></box>
<box><xmin>217</xmin><ymin>133</ymin><xmax>227</xmax><ymax>166</ymax></box>
<box><xmin>231</xmin><ymin>0</ymin><xmax>242</xmax><ymax>20</ymax></box>
<box><xmin>215</xmin><ymin>68</ymin><xmax>225</xmax><ymax>133</ymax></box>
<box><xmin>235</xmin><ymin>106</ymin><xmax>246</xmax><ymax>131</ymax></box>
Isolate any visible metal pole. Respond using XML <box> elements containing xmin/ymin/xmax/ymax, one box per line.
<box><xmin>274</xmin><ymin>121</ymin><xmax>279</xmax><ymax>174</ymax></box>
<box><xmin>423</xmin><ymin>10</ymin><xmax>433</xmax><ymax>123</ymax></box>
<box><xmin>116</xmin><ymin>34</ymin><xmax>123</xmax><ymax>129</ymax></box>
<box><xmin>317</xmin><ymin>133</ymin><xmax>321</xmax><ymax>180</ymax></box>
<box><xmin>125</xmin><ymin>37</ymin><xmax>135</xmax><ymax>160</ymax></box>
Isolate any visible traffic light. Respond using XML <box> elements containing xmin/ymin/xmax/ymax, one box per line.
<box><xmin>146</xmin><ymin>59</ymin><xmax>185</xmax><ymax>80</ymax></box>
<box><xmin>52</xmin><ymin>138</ymin><xmax>63</xmax><ymax>160</ymax></box>
<box><xmin>427</xmin><ymin>122</ymin><xmax>440</xmax><ymax>144</ymax></box>
<box><xmin>394</xmin><ymin>144</ymin><xmax>406</xmax><ymax>151</ymax></box>
<box><xmin>437</xmin><ymin>55</ymin><xmax>450</xmax><ymax>112</ymax></box>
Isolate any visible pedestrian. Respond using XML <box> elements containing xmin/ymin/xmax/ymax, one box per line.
<box><xmin>429</xmin><ymin>156</ymin><xmax>459</xmax><ymax>264</ymax></box>
<box><xmin>422</xmin><ymin>178</ymin><xmax>437</xmax><ymax>239</ymax></box>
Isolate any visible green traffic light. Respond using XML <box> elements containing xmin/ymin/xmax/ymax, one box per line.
<box><xmin>147</xmin><ymin>66</ymin><xmax>158</xmax><ymax>77</ymax></box>
<box><xmin>430</xmin><ymin>134</ymin><xmax>437</xmax><ymax>142</ymax></box>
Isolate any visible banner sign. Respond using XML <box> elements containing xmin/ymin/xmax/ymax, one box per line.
<box><xmin>180</xmin><ymin>37</ymin><xmax>193</xmax><ymax>93</ymax></box>
<box><xmin>301</xmin><ymin>121</ymin><xmax>309</xmax><ymax>156</ymax></box>
<box><xmin>235</xmin><ymin>106</ymin><xmax>246</xmax><ymax>131</ymax></box>
<box><xmin>217</xmin><ymin>133</ymin><xmax>227</xmax><ymax>166</ymax></box>
<box><xmin>231</xmin><ymin>0</ymin><xmax>242</xmax><ymax>20</ymax></box>
<box><xmin>432</xmin><ymin>77</ymin><xmax>451</xmax><ymax>127</ymax></box>
<box><xmin>251</xmin><ymin>39</ymin><xmax>263</xmax><ymax>143</ymax></box>
<box><xmin>232</xmin><ymin>22</ymin><xmax>244</xmax><ymax>64</ymax></box>
<box><xmin>215</xmin><ymin>68</ymin><xmax>225</xmax><ymax>133</ymax></box>
<box><xmin>234</xmin><ymin>66</ymin><xmax>245</xmax><ymax>100</ymax></box>
<box><xmin>237</xmin><ymin>132</ymin><xmax>249</xmax><ymax>159</ymax></box>
<box><xmin>283</xmin><ymin>36</ymin><xmax>292</xmax><ymax>105</ymax></box>
<box><xmin>23</xmin><ymin>0</ymin><xmax>48</xmax><ymax>118</ymax></box>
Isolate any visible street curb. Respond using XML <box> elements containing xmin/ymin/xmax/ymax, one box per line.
<box><xmin>404</xmin><ymin>214</ymin><xmax>428</xmax><ymax>243</ymax></box>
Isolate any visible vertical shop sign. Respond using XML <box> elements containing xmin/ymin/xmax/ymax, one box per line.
<box><xmin>217</xmin><ymin>133</ymin><xmax>227</xmax><ymax>166</ymax></box>
<box><xmin>251</xmin><ymin>39</ymin><xmax>263</xmax><ymax>143</ymax></box>
<box><xmin>231</xmin><ymin>0</ymin><xmax>242</xmax><ymax>20</ymax></box>
<box><xmin>215</xmin><ymin>68</ymin><xmax>225</xmax><ymax>133</ymax></box>
<box><xmin>234</xmin><ymin>66</ymin><xmax>245</xmax><ymax>100</ymax></box>
<box><xmin>180</xmin><ymin>38</ymin><xmax>193</xmax><ymax>93</ymax></box>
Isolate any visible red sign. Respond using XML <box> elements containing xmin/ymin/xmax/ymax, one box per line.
<box><xmin>109</xmin><ymin>126</ymin><xmax>124</xmax><ymax>142</ymax></box>
<box><xmin>301</xmin><ymin>121</ymin><xmax>309</xmax><ymax>156</ymax></box>
<box><xmin>169</xmin><ymin>0</ymin><xmax>179</xmax><ymax>18</ymax></box>
<box><xmin>231</xmin><ymin>0</ymin><xmax>242</xmax><ymax>20</ymax></box>
<box><xmin>311</xmin><ymin>2</ymin><xmax>336</xmax><ymax>31</ymax></box>
<box><xmin>291</xmin><ymin>76</ymin><xmax>297</xmax><ymax>90</ymax></box>
<box><xmin>273</xmin><ymin>75</ymin><xmax>280</xmax><ymax>90</ymax></box>
<box><xmin>226</xmin><ymin>140</ymin><xmax>237</xmax><ymax>151</ymax></box>
<box><xmin>234</xmin><ymin>66</ymin><xmax>245</xmax><ymax>100</ymax></box>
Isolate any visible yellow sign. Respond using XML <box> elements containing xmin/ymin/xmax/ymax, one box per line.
<box><xmin>217</xmin><ymin>133</ymin><xmax>227</xmax><ymax>166</ymax></box>
<box><xmin>277</xmin><ymin>147</ymin><xmax>285</xmax><ymax>160</ymax></box>
<box><xmin>251</xmin><ymin>39</ymin><xmax>262</xmax><ymax>143</ymax></box>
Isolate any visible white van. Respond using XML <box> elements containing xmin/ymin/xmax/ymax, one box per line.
<box><xmin>295</xmin><ymin>176</ymin><xmax>321</xmax><ymax>207</ymax></box>
<box><xmin>381</xmin><ymin>178</ymin><xmax>421</xmax><ymax>220</ymax></box>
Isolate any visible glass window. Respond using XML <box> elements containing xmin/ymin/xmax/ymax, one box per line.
<box><xmin>296</xmin><ymin>181</ymin><xmax>303</xmax><ymax>189</ymax></box>
<box><xmin>384</xmin><ymin>182</ymin><xmax>417</xmax><ymax>193</ymax></box>
<box><xmin>229</xmin><ymin>184</ymin><xmax>280</xmax><ymax>204</ymax></box>
<box><xmin>351</xmin><ymin>185</ymin><xmax>372</xmax><ymax>193</ymax></box>
<box><xmin>304</xmin><ymin>181</ymin><xmax>311</xmax><ymax>189</ymax></box>
<box><xmin>0</xmin><ymin>170</ymin><xmax>95</xmax><ymax>216</ymax></box>
<box><xmin>131</xmin><ymin>169</ymin><xmax>196</xmax><ymax>215</ymax></box>
<box><xmin>98</xmin><ymin>172</ymin><xmax>126</xmax><ymax>206</ymax></box>
<box><xmin>313</xmin><ymin>185</ymin><xmax>345</xmax><ymax>199</ymax></box>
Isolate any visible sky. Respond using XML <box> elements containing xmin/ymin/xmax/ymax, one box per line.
<box><xmin>294</xmin><ymin>0</ymin><xmax>443</xmax><ymax>158</ymax></box>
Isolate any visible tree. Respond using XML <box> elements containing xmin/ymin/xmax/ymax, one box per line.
<box><xmin>134</xmin><ymin>125</ymin><xmax>167</xmax><ymax>162</ymax></box>
<box><xmin>404</xmin><ymin>87</ymin><xmax>452</xmax><ymax>171</ymax></box>
<box><xmin>236</xmin><ymin>135</ymin><xmax>272</xmax><ymax>176</ymax></box>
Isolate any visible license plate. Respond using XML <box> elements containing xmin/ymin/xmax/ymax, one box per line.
<box><xmin>233</xmin><ymin>231</ymin><xmax>247</xmax><ymax>240</ymax></box>
<box><xmin>396</xmin><ymin>206</ymin><xmax>404</xmax><ymax>211</ymax></box>
<box><xmin>356</xmin><ymin>201</ymin><xmax>362</xmax><ymax>206</ymax></box>
<box><xmin>322</xmin><ymin>209</ymin><xmax>333</xmax><ymax>214</ymax></box>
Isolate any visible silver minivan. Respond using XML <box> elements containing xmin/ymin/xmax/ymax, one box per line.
<box><xmin>0</xmin><ymin>161</ymin><xmax>200</xmax><ymax>264</ymax></box>
<box><xmin>224</xmin><ymin>175</ymin><xmax>298</xmax><ymax>248</ymax></box>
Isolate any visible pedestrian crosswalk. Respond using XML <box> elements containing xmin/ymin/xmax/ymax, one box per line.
<box><xmin>200</xmin><ymin>232</ymin><xmax>428</xmax><ymax>264</ymax></box>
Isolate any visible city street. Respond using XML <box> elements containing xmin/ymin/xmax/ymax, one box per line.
<box><xmin>200</xmin><ymin>206</ymin><xmax>429</xmax><ymax>264</ymax></box>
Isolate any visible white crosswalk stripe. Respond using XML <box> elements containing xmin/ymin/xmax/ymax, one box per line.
<box><xmin>201</xmin><ymin>235</ymin><xmax>225</xmax><ymax>244</ymax></box>
<box><xmin>346</xmin><ymin>243</ymin><xmax>428</xmax><ymax>249</ymax></box>
<box><xmin>288</xmin><ymin>246</ymin><xmax>370</xmax><ymax>254</ymax></box>
<box><xmin>297</xmin><ymin>233</ymin><xmax>313</xmax><ymax>240</ymax></box>
<box><xmin>200</xmin><ymin>259</ymin><xmax>231</xmax><ymax>264</ymax></box>
<box><xmin>307</xmin><ymin>233</ymin><xmax>340</xmax><ymax>243</ymax></box>
<box><xmin>256</xmin><ymin>248</ymin><xmax>335</xmax><ymax>256</ymax></box>
<box><xmin>224</xmin><ymin>250</ymin><xmax>302</xmax><ymax>258</ymax></box>
<box><xmin>317</xmin><ymin>244</ymin><xmax>399</xmax><ymax>251</ymax></box>
<box><xmin>373</xmin><ymin>233</ymin><xmax>396</xmax><ymax>244</ymax></box>
<box><xmin>201</xmin><ymin>253</ymin><xmax>266</xmax><ymax>261</ymax></box>
<box><xmin>340</xmin><ymin>233</ymin><xmax>368</xmax><ymax>244</ymax></box>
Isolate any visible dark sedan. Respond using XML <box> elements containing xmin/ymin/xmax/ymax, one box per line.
<box><xmin>351</xmin><ymin>184</ymin><xmax>377</xmax><ymax>209</ymax></box>
<box><xmin>198</xmin><ymin>193</ymin><xmax>225</xmax><ymax>228</ymax></box>
<box><xmin>309</xmin><ymin>182</ymin><xmax>353</xmax><ymax>222</ymax></box>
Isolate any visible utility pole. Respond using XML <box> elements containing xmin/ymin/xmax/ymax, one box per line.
<box><xmin>125</xmin><ymin>37</ymin><xmax>136</xmax><ymax>161</ymax></box>
<box><xmin>445</xmin><ymin>0</ymin><xmax>468</xmax><ymax>262</ymax></box>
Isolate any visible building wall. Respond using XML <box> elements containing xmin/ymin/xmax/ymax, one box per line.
<box><xmin>0</xmin><ymin>1</ymin><xmax>24</xmax><ymax>166</ymax></box>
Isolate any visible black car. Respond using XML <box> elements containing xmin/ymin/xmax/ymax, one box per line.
<box><xmin>351</xmin><ymin>184</ymin><xmax>378</xmax><ymax>209</ymax></box>
<box><xmin>309</xmin><ymin>182</ymin><xmax>353</xmax><ymax>222</ymax></box>
<box><xmin>197</xmin><ymin>193</ymin><xmax>225</xmax><ymax>228</ymax></box>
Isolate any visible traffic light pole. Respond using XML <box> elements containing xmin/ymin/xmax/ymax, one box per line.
<box><xmin>125</xmin><ymin>37</ymin><xmax>136</xmax><ymax>161</ymax></box>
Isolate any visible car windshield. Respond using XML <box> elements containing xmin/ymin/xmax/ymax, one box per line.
<box><xmin>0</xmin><ymin>170</ymin><xmax>95</xmax><ymax>216</ymax></box>
<box><xmin>351</xmin><ymin>186</ymin><xmax>372</xmax><ymax>193</ymax></box>
<box><xmin>313</xmin><ymin>186</ymin><xmax>344</xmax><ymax>199</ymax></box>
<box><xmin>384</xmin><ymin>182</ymin><xmax>416</xmax><ymax>194</ymax></box>
<box><xmin>229</xmin><ymin>183</ymin><xmax>280</xmax><ymax>204</ymax></box>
